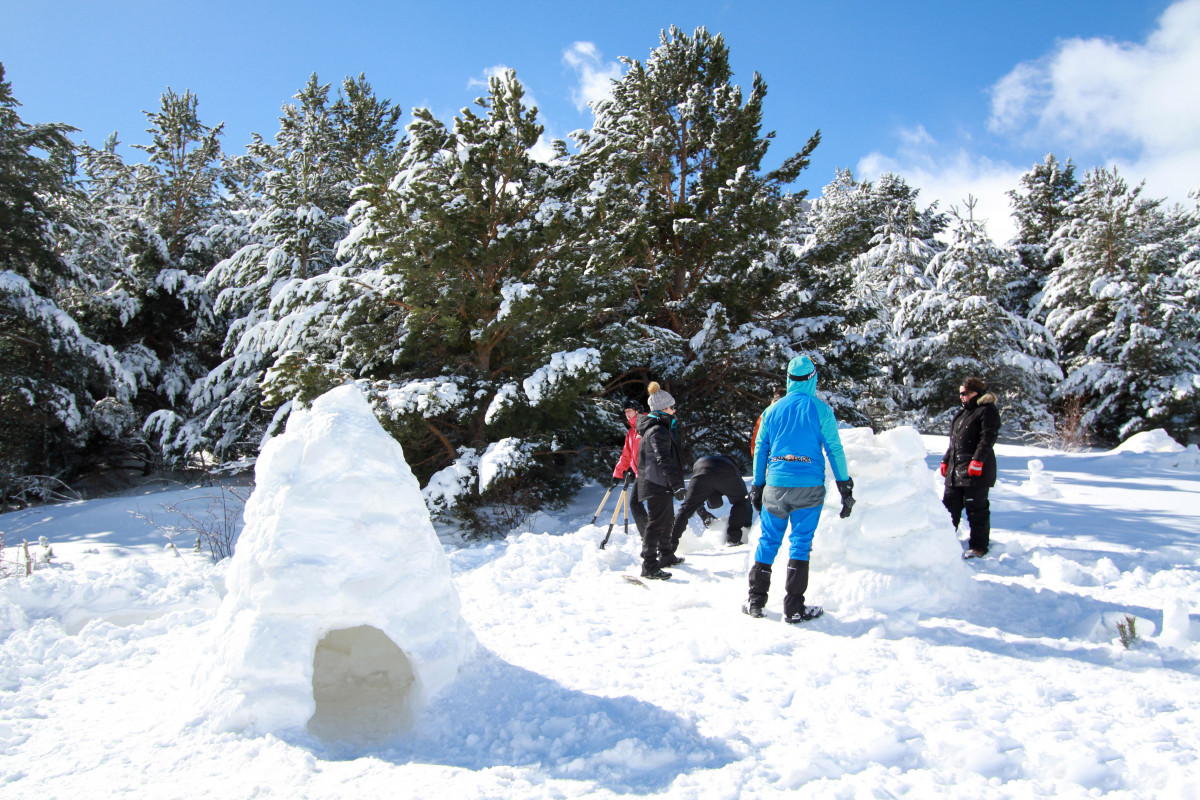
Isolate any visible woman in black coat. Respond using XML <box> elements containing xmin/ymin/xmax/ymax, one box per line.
<box><xmin>636</xmin><ymin>382</ymin><xmax>686</xmax><ymax>579</ymax></box>
<box><xmin>940</xmin><ymin>376</ymin><xmax>1001</xmax><ymax>558</ymax></box>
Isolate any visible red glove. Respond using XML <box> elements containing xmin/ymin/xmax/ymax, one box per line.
<box><xmin>939</xmin><ymin>462</ymin><xmax>947</xmax><ymax>476</ymax></box>
<box><xmin>968</xmin><ymin>460</ymin><xmax>984</xmax><ymax>477</ymax></box>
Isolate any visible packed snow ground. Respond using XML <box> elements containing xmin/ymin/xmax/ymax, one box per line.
<box><xmin>2</xmin><ymin>421</ymin><xmax>1200</xmax><ymax>798</ymax></box>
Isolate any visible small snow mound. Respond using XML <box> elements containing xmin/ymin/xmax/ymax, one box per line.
<box><xmin>193</xmin><ymin>384</ymin><xmax>475</xmax><ymax>740</ymax></box>
<box><xmin>1158</xmin><ymin>598</ymin><xmax>1195</xmax><ymax>649</ymax></box>
<box><xmin>803</xmin><ymin>426</ymin><xmax>974</xmax><ymax>614</ymax></box>
<box><xmin>1112</xmin><ymin>429</ymin><xmax>1183</xmax><ymax>453</ymax></box>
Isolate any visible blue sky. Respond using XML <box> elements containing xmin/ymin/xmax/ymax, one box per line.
<box><xmin>3</xmin><ymin>0</ymin><xmax>1196</xmax><ymax>241</ymax></box>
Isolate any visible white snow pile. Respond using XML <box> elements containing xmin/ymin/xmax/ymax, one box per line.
<box><xmin>193</xmin><ymin>384</ymin><xmax>475</xmax><ymax>741</ymax></box>
<box><xmin>1112</xmin><ymin>428</ymin><xmax>1184</xmax><ymax>453</ymax></box>
<box><xmin>802</xmin><ymin>426</ymin><xmax>974</xmax><ymax>614</ymax></box>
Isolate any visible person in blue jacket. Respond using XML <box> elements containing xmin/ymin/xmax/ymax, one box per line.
<box><xmin>745</xmin><ymin>355</ymin><xmax>855</xmax><ymax>623</ymax></box>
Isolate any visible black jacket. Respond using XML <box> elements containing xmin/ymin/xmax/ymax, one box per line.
<box><xmin>943</xmin><ymin>393</ymin><xmax>1001</xmax><ymax>488</ymax></box>
<box><xmin>687</xmin><ymin>455</ymin><xmax>749</xmax><ymax>505</ymax></box>
<box><xmin>636</xmin><ymin>412</ymin><xmax>685</xmax><ymax>497</ymax></box>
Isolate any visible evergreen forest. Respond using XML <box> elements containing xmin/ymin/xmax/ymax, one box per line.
<box><xmin>3</xmin><ymin>28</ymin><xmax>1198</xmax><ymax>532</ymax></box>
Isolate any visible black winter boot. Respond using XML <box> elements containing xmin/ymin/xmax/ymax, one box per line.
<box><xmin>782</xmin><ymin>559</ymin><xmax>819</xmax><ymax>622</ymax></box>
<box><xmin>745</xmin><ymin>561</ymin><xmax>772</xmax><ymax>615</ymax></box>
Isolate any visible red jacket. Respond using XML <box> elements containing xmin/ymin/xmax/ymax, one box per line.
<box><xmin>613</xmin><ymin>415</ymin><xmax>641</xmax><ymax>479</ymax></box>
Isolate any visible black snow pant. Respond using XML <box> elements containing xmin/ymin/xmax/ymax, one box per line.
<box><xmin>668</xmin><ymin>471</ymin><xmax>751</xmax><ymax>548</ymax></box>
<box><xmin>943</xmin><ymin>484</ymin><xmax>991</xmax><ymax>553</ymax></box>
<box><xmin>642</xmin><ymin>489</ymin><xmax>675</xmax><ymax>571</ymax></box>
<box><xmin>627</xmin><ymin>481</ymin><xmax>648</xmax><ymax>538</ymax></box>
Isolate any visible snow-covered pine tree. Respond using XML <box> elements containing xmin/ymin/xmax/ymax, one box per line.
<box><xmin>181</xmin><ymin>74</ymin><xmax>402</xmax><ymax>465</ymax></box>
<box><xmin>1007</xmin><ymin>154</ymin><xmax>1080</xmax><ymax>317</ymax></box>
<box><xmin>333</xmin><ymin>70</ymin><xmax>601</xmax><ymax>534</ymax></box>
<box><xmin>73</xmin><ymin>90</ymin><xmax>228</xmax><ymax>470</ymax></box>
<box><xmin>900</xmin><ymin>197</ymin><xmax>1059</xmax><ymax>434</ymax></box>
<box><xmin>571</xmin><ymin>26</ymin><xmax>821</xmax><ymax>458</ymax></box>
<box><xmin>841</xmin><ymin>173</ymin><xmax>946</xmax><ymax>425</ymax></box>
<box><xmin>787</xmin><ymin>170</ymin><xmax>906</xmax><ymax>427</ymax></box>
<box><xmin>1037</xmin><ymin>167</ymin><xmax>1197</xmax><ymax>443</ymax></box>
<box><xmin>0</xmin><ymin>64</ymin><xmax>132</xmax><ymax>498</ymax></box>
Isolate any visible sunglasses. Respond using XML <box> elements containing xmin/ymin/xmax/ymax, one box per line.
<box><xmin>959</xmin><ymin>391</ymin><xmax>972</xmax><ymax>397</ymax></box>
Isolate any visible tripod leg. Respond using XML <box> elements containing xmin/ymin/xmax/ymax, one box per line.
<box><xmin>590</xmin><ymin>486</ymin><xmax>614</xmax><ymax>526</ymax></box>
<box><xmin>600</xmin><ymin>489</ymin><xmax>627</xmax><ymax>549</ymax></box>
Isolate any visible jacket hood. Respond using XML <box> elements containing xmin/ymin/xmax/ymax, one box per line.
<box><xmin>965</xmin><ymin>392</ymin><xmax>997</xmax><ymax>407</ymax></box>
<box><xmin>786</xmin><ymin>355</ymin><xmax>818</xmax><ymax>398</ymax></box>
<box><xmin>636</xmin><ymin>411</ymin><xmax>673</xmax><ymax>435</ymax></box>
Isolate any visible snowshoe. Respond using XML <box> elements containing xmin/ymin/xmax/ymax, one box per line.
<box><xmin>783</xmin><ymin>606</ymin><xmax>824</xmax><ymax>624</ymax></box>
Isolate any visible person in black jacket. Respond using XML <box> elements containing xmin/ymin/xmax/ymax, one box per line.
<box><xmin>636</xmin><ymin>381</ymin><xmax>685</xmax><ymax>579</ymax></box>
<box><xmin>668</xmin><ymin>455</ymin><xmax>751</xmax><ymax>550</ymax></box>
<box><xmin>941</xmin><ymin>376</ymin><xmax>1001</xmax><ymax>559</ymax></box>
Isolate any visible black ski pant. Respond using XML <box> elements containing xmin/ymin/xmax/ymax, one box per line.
<box><xmin>668</xmin><ymin>473</ymin><xmax>751</xmax><ymax>548</ymax></box>
<box><xmin>943</xmin><ymin>484</ymin><xmax>991</xmax><ymax>553</ymax></box>
<box><xmin>641</xmin><ymin>489</ymin><xmax>675</xmax><ymax>571</ymax></box>
<box><xmin>628</xmin><ymin>482</ymin><xmax>648</xmax><ymax>538</ymax></box>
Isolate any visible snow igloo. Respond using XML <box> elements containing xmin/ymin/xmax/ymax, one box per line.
<box><xmin>805</xmin><ymin>426</ymin><xmax>975</xmax><ymax>614</ymax></box>
<box><xmin>194</xmin><ymin>385</ymin><xmax>475</xmax><ymax>742</ymax></box>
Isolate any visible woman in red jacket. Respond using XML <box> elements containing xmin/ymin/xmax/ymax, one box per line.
<box><xmin>613</xmin><ymin>399</ymin><xmax>648</xmax><ymax>539</ymax></box>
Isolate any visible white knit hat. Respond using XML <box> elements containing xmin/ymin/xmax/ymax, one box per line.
<box><xmin>647</xmin><ymin>381</ymin><xmax>676</xmax><ymax>411</ymax></box>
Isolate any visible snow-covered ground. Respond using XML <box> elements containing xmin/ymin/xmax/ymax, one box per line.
<box><xmin>3</xmin><ymin>407</ymin><xmax>1200</xmax><ymax>798</ymax></box>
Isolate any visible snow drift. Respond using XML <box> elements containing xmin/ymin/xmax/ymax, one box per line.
<box><xmin>192</xmin><ymin>384</ymin><xmax>475</xmax><ymax>741</ymax></box>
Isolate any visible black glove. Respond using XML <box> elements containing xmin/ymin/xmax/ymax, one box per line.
<box><xmin>673</xmin><ymin>486</ymin><xmax>687</xmax><ymax>502</ymax></box>
<box><xmin>611</xmin><ymin>474</ymin><xmax>622</xmax><ymax>487</ymax></box>
<box><xmin>751</xmin><ymin>485</ymin><xmax>764</xmax><ymax>513</ymax></box>
<box><xmin>836</xmin><ymin>478</ymin><xmax>855</xmax><ymax>519</ymax></box>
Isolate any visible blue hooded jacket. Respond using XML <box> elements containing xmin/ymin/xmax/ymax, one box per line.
<box><xmin>752</xmin><ymin>355</ymin><xmax>850</xmax><ymax>487</ymax></box>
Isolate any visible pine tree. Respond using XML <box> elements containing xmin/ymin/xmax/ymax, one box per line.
<box><xmin>74</xmin><ymin>90</ymin><xmax>228</xmax><ymax>470</ymax></box>
<box><xmin>333</xmin><ymin>70</ymin><xmax>601</xmax><ymax>532</ymax></box>
<box><xmin>180</xmin><ymin>74</ymin><xmax>402</xmax><ymax>463</ymax></box>
<box><xmin>0</xmin><ymin>64</ymin><xmax>131</xmax><ymax>497</ymax></box>
<box><xmin>571</xmin><ymin>26</ymin><xmax>821</xmax><ymax>457</ymax></box>
<box><xmin>900</xmin><ymin>198</ymin><xmax>1059</xmax><ymax>433</ymax></box>
<box><xmin>1008</xmin><ymin>154</ymin><xmax>1080</xmax><ymax>317</ymax></box>
<box><xmin>823</xmin><ymin>173</ymin><xmax>945</xmax><ymax>424</ymax></box>
<box><xmin>1037</xmin><ymin>167</ymin><xmax>1196</xmax><ymax>443</ymax></box>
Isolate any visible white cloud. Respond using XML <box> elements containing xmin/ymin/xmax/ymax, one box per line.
<box><xmin>987</xmin><ymin>0</ymin><xmax>1200</xmax><ymax>203</ymax></box>
<box><xmin>858</xmin><ymin>136</ymin><xmax>1025</xmax><ymax>245</ymax></box>
<box><xmin>562</xmin><ymin>41</ymin><xmax>623</xmax><ymax>113</ymax></box>
<box><xmin>856</xmin><ymin>0</ymin><xmax>1200</xmax><ymax>246</ymax></box>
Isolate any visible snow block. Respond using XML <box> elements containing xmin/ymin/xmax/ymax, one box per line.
<box><xmin>806</xmin><ymin>426</ymin><xmax>974</xmax><ymax>613</ymax></box>
<box><xmin>193</xmin><ymin>384</ymin><xmax>475</xmax><ymax>741</ymax></box>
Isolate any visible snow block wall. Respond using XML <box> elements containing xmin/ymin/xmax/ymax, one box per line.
<box><xmin>808</xmin><ymin>426</ymin><xmax>974</xmax><ymax>614</ymax></box>
<box><xmin>193</xmin><ymin>385</ymin><xmax>475</xmax><ymax>741</ymax></box>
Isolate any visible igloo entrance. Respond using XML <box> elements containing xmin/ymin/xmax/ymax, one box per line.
<box><xmin>307</xmin><ymin>625</ymin><xmax>418</xmax><ymax>742</ymax></box>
